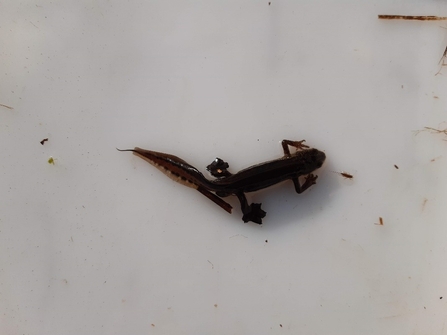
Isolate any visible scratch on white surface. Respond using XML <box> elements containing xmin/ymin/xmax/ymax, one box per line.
<box><xmin>229</xmin><ymin>234</ymin><xmax>248</xmax><ymax>239</ymax></box>
<box><xmin>207</xmin><ymin>260</ymin><xmax>214</xmax><ymax>269</ymax></box>
<box><xmin>379</xmin><ymin>313</ymin><xmax>407</xmax><ymax>319</ymax></box>
<box><xmin>435</xmin><ymin>46</ymin><xmax>447</xmax><ymax>75</ymax></box>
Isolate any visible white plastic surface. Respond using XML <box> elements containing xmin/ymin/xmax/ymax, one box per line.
<box><xmin>1</xmin><ymin>1</ymin><xmax>447</xmax><ymax>334</ymax></box>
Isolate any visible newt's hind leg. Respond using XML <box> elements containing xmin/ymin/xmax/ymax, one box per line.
<box><xmin>281</xmin><ymin>140</ymin><xmax>309</xmax><ymax>157</ymax></box>
<box><xmin>236</xmin><ymin>192</ymin><xmax>266</xmax><ymax>224</ymax></box>
<box><xmin>292</xmin><ymin>174</ymin><xmax>318</xmax><ymax>194</ymax></box>
<box><xmin>207</xmin><ymin>158</ymin><xmax>232</xmax><ymax>178</ymax></box>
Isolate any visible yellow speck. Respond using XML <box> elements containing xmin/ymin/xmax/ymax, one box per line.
<box><xmin>48</xmin><ymin>157</ymin><xmax>55</xmax><ymax>165</ymax></box>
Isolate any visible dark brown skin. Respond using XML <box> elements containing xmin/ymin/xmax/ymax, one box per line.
<box><xmin>118</xmin><ymin>140</ymin><xmax>326</xmax><ymax>224</ymax></box>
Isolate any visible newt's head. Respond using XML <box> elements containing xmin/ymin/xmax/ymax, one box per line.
<box><xmin>300</xmin><ymin>148</ymin><xmax>326</xmax><ymax>173</ymax></box>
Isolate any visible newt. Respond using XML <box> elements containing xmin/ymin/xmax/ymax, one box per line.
<box><xmin>118</xmin><ymin>140</ymin><xmax>326</xmax><ymax>224</ymax></box>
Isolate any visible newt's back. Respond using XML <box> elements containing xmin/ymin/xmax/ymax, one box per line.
<box><xmin>211</xmin><ymin>149</ymin><xmax>325</xmax><ymax>193</ymax></box>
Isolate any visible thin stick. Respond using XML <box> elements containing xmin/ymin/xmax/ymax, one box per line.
<box><xmin>378</xmin><ymin>15</ymin><xmax>447</xmax><ymax>21</ymax></box>
<box><xmin>197</xmin><ymin>186</ymin><xmax>233</xmax><ymax>213</ymax></box>
<box><xmin>332</xmin><ymin>171</ymin><xmax>354</xmax><ymax>179</ymax></box>
<box><xmin>0</xmin><ymin>103</ymin><xmax>14</xmax><ymax>110</ymax></box>
<box><xmin>414</xmin><ymin>126</ymin><xmax>447</xmax><ymax>137</ymax></box>
<box><xmin>374</xmin><ymin>217</ymin><xmax>384</xmax><ymax>226</ymax></box>
<box><xmin>424</xmin><ymin>126</ymin><xmax>447</xmax><ymax>135</ymax></box>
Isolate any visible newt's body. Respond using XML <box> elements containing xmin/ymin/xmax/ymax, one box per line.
<box><xmin>118</xmin><ymin>140</ymin><xmax>325</xmax><ymax>224</ymax></box>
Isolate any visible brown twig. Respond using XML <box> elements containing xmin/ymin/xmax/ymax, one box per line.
<box><xmin>375</xmin><ymin>217</ymin><xmax>384</xmax><ymax>226</ymax></box>
<box><xmin>414</xmin><ymin>126</ymin><xmax>447</xmax><ymax>138</ymax></box>
<box><xmin>378</xmin><ymin>15</ymin><xmax>447</xmax><ymax>21</ymax></box>
<box><xmin>332</xmin><ymin>171</ymin><xmax>354</xmax><ymax>179</ymax></box>
<box><xmin>0</xmin><ymin>103</ymin><xmax>14</xmax><ymax>110</ymax></box>
<box><xmin>417</xmin><ymin>126</ymin><xmax>447</xmax><ymax>141</ymax></box>
<box><xmin>424</xmin><ymin>126</ymin><xmax>447</xmax><ymax>135</ymax></box>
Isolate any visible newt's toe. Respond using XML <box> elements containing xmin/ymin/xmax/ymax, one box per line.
<box><xmin>304</xmin><ymin>173</ymin><xmax>318</xmax><ymax>186</ymax></box>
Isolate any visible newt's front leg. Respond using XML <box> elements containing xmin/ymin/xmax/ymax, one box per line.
<box><xmin>292</xmin><ymin>174</ymin><xmax>318</xmax><ymax>194</ymax></box>
<box><xmin>281</xmin><ymin>140</ymin><xmax>309</xmax><ymax>156</ymax></box>
<box><xmin>236</xmin><ymin>192</ymin><xmax>266</xmax><ymax>224</ymax></box>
